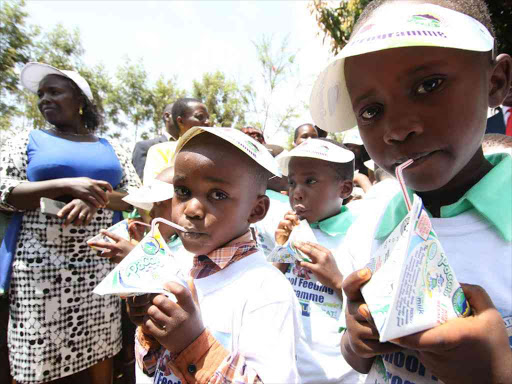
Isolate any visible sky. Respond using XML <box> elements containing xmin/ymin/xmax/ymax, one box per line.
<box><xmin>25</xmin><ymin>0</ymin><xmax>335</xmax><ymax>147</ymax></box>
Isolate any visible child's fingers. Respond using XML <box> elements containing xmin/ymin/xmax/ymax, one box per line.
<box><xmin>100</xmin><ymin>229</ymin><xmax>123</xmax><ymax>242</ymax></box>
<box><xmin>342</xmin><ymin>268</ymin><xmax>372</xmax><ymax>301</ymax></box>
<box><xmin>460</xmin><ymin>283</ymin><xmax>494</xmax><ymax>315</ymax></box>
<box><xmin>294</xmin><ymin>241</ymin><xmax>329</xmax><ymax>263</ymax></box>
<box><xmin>163</xmin><ymin>282</ymin><xmax>196</xmax><ymax>312</ymax></box>
<box><xmin>283</xmin><ymin>213</ymin><xmax>300</xmax><ymax>226</ymax></box>
<box><xmin>87</xmin><ymin>240</ymin><xmax>115</xmax><ymax>250</ymax></box>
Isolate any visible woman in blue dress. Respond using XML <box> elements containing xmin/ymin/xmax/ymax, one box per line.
<box><xmin>0</xmin><ymin>63</ymin><xmax>141</xmax><ymax>383</ymax></box>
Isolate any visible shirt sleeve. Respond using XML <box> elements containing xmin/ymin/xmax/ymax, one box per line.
<box><xmin>110</xmin><ymin>140</ymin><xmax>142</xmax><ymax>192</ymax></box>
<box><xmin>135</xmin><ymin>327</ymin><xmax>163</xmax><ymax>376</ymax></box>
<box><xmin>0</xmin><ymin>133</ymin><xmax>30</xmax><ymax>212</ymax></box>
<box><xmin>169</xmin><ymin>329</ymin><xmax>263</xmax><ymax>384</ymax></box>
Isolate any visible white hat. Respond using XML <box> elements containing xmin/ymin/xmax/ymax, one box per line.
<box><xmin>20</xmin><ymin>62</ymin><xmax>94</xmax><ymax>102</ymax></box>
<box><xmin>343</xmin><ymin>127</ymin><xmax>363</xmax><ymax>145</ymax></box>
<box><xmin>310</xmin><ymin>3</ymin><xmax>494</xmax><ymax>133</ymax></box>
<box><xmin>277</xmin><ymin>138</ymin><xmax>354</xmax><ymax>176</ymax></box>
<box><xmin>174</xmin><ymin>127</ymin><xmax>281</xmax><ymax>177</ymax></box>
<box><xmin>122</xmin><ymin>179</ymin><xmax>174</xmax><ymax>211</ymax></box>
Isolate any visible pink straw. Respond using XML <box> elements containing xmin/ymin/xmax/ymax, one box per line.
<box><xmin>395</xmin><ymin>159</ymin><xmax>414</xmax><ymax>211</ymax></box>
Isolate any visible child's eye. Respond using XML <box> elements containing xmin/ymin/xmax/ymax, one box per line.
<box><xmin>360</xmin><ymin>105</ymin><xmax>382</xmax><ymax>121</ymax></box>
<box><xmin>306</xmin><ymin>178</ymin><xmax>317</xmax><ymax>185</ymax></box>
<box><xmin>416</xmin><ymin>78</ymin><xmax>444</xmax><ymax>95</ymax></box>
<box><xmin>174</xmin><ymin>186</ymin><xmax>190</xmax><ymax>198</ymax></box>
<box><xmin>288</xmin><ymin>179</ymin><xmax>296</xmax><ymax>187</ymax></box>
<box><xmin>210</xmin><ymin>191</ymin><xmax>228</xmax><ymax>201</ymax></box>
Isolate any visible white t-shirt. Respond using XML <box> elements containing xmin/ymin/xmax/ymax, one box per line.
<box><xmin>345</xmin><ymin>208</ymin><xmax>512</xmax><ymax>384</ymax></box>
<box><xmin>287</xmin><ymin>228</ymin><xmax>366</xmax><ymax>384</ymax></box>
<box><xmin>152</xmin><ymin>251</ymin><xmax>302</xmax><ymax>384</ymax></box>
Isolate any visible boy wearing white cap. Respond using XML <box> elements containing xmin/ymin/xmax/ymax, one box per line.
<box><xmin>273</xmin><ymin>138</ymin><xmax>366</xmax><ymax>383</ymax></box>
<box><xmin>128</xmin><ymin>127</ymin><xmax>302</xmax><ymax>384</ymax></box>
<box><xmin>310</xmin><ymin>1</ymin><xmax>512</xmax><ymax>383</ymax></box>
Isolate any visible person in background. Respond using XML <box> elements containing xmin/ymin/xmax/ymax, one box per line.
<box><xmin>486</xmin><ymin>85</ymin><xmax>512</xmax><ymax>136</ymax></box>
<box><xmin>132</xmin><ymin>104</ymin><xmax>176</xmax><ymax>180</ymax></box>
<box><xmin>0</xmin><ymin>62</ymin><xmax>140</xmax><ymax>384</ymax></box>
<box><xmin>241</xmin><ymin>126</ymin><xmax>265</xmax><ymax>144</ymax></box>
<box><xmin>273</xmin><ymin>138</ymin><xmax>366</xmax><ymax>384</ymax></box>
<box><xmin>142</xmin><ymin>98</ymin><xmax>210</xmax><ymax>185</ymax></box>
<box><xmin>294</xmin><ymin>123</ymin><xmax>319</xmax><ymax>147</ymax></box>
<box><xmin>310</xmin><ymin>0</ymin><xmax>512</xmax><ymax>382</ymax></box>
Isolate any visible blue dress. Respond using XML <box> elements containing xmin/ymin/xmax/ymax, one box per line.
<box><xmin>0</xmin><ymin>130</ymin><xmax>140</xmax><ymax>383</ymax></box>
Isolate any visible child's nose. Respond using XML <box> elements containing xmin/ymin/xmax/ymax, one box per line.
<box><xmin>383</xmin><ymin>110</ymin><xmax>424</xmax><ymax>144</ymax></box>
<box><xmin>184</xmin><ymin>198</ymin><xmax>205</xmax><ymax>220</ymax></box>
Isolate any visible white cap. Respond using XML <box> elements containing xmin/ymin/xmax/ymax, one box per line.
<box><xmin>20</xmin><ymin>62</ymin><xmax>94</xmax><ymax>102</ymax></box>
<box><xmin>122</xmin><ymin>179</ymin><xmax>174</xmax><ymax>211</ymax></box>
<box><xmin>277</xmin><ymin>138</ymin><xmax>354</xmax><ymax>176</ymax></box>
<box><xmin>174</xmin><ymin>127</ymin><xmax>281</xmax><ymax>177</ymax></box>
<box><xmin>310</xmin><ymin>3</ymin><xmax>494</xmax><ymax>133</ymax></box>
<box><xmin>343</xmin><ymin>127</ymin><xmax>363</xmax><ymax>145</ymax></box>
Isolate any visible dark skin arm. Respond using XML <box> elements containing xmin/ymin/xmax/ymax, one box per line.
<box><xmin>7</xmin><ymin>177</ymin><xmax>112</xmax><ymax>210</ymax></box>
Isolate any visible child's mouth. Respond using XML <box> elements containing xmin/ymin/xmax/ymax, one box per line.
<box><xmin>394</xmin><ymin>151</ymin><xmax>437</xmax><ymax>168</ymax></box>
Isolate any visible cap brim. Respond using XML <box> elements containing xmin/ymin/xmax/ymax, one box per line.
<box><xmin>122</xmin><ymin>179</ymin><xmax>174</xmax><ymax>211</ymax></box>
<box><xmin>174</xmin><ymin>127</ymin><xmax>282</xmax><ymax>177</ymax></box>
<box><xmin>20</xmin><ymin>63</ymin><xmax>69</xmax><ymax>95</ymax></box>
<box><xmin>310</xmin><ymin>3</ymin><xmax>494</xmax><ymax>133</ymax></box>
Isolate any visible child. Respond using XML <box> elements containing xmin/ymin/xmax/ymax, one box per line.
<box><xmin>294</xmin><ymin>123</ymin><xmax>319</xmax><ymax>147</ymax></box>
<box><xmin>309</xmin><ymin>1</ymin><xmax>512</xmax><ymax>383</ymax></box>
<box><xmin>128</xmin><ymin>127</ymin><xmax>302</xmax><ymax>384</ymax></box>
<box><xmin>272</xmin><ymin>138</ymin><xmax>366</xmax><ymax>383</ymax></box>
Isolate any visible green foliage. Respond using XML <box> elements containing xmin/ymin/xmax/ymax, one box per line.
<box><xmin>110</xmin><ymin>58</ymin><xmax>154</xmax><ymax>141</ymax></box>
<box><xmin>310</xmin><ymin>0</ymin><xmax>371</xmax><ymax>55</ymax></box>
<box><xmin>192</xmin><ymin>71</ymin><xmax>247</xmax><ymax>128</ymax></box>
<box><xmin>249</xmin><ymin>35</ymin><xmax>300</xmax><ymax>134</ymax></box>
<box><xmin>151</xmin><ymin>76</ymin><xmax>185</xmax><ymax>132</ymax></box>
<box><xmin>487</xmin><ymin>0</ymin><xmax>512</xmax><ymax>55</ymax></box>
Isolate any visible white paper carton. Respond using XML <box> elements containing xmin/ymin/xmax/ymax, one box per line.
<box><xmin>93</xmin><ymin>226</ymin><xmax>188</xmax><ymax>298</ymax></box>
<box><xmin>361</xmin><ymin>194</ymin><xmax>470</xmax><ymax>342</ymax></box>
<box><xmin>88</xmin><ymin>219</ymin><xmax>131</xmax><ymax>252</ymax></box>
<box><xmin>266</xmin><ymin>220</ymin><xmax>316</xmax><ymax>263</ymax></box>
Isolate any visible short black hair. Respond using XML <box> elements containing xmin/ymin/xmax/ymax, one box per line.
<box><xmin>171</xmin><ymin>98</ymin><xmax>202</xmax><ymax>128</ymax></box>
<box><xmin>294</xmin><ymin>124</ymin><xmax>318</xmax><ymax>142</ymax></box>
<box><xmin>353</xmin><ymin>0</ymin><xmax>494</xmax><ymax>39</ymax></box>
<box><xmin>318</xmin><ymin>138</ymin><xmax>355</xmax><ymax>181</ymax></box>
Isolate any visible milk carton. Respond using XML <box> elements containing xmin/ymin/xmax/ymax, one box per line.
<box><xmin>88</xmin><ymin>219</ymin><xmax>132</xmax><ymax>252</ymax></box>
<box><xmin>93</xmin><ymin>225</ymin><xmax>188</xmax><ymax>298</ymax></box>
<box><xmin>266</xmin><ymin>220</ymin><xmax>316</xmax><ymax>263</ymax></box>
<box><xmin>361</xmin><ymin>194</ymin><xmax>470</xmax><ymax>342</ymax></box>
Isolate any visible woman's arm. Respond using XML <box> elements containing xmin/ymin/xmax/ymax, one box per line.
<box><xmin>106</xmin><ymin>190</ymin><xmax>131</xmax><ymax>211</ymax></box>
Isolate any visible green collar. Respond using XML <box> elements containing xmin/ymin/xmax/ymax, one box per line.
<box><xmin>375</xmin><ymin>153</ymin><xmax>512</xmax><ymax>242</ymax></box>
<box><xmin>310</xmin><ymin>206</ymin><xmax>354</xmax><ymax>237</ymax></box>
<box><xmin>265</xmin><ymin>189</ymin><xmax>290</xmax><ymax>203</ymax></box>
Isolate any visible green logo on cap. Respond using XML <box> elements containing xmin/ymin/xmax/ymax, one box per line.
<box><xmin>409</xmin><ymin>14</ymin><xmax>441</xmax><ymax>28</ymax></box>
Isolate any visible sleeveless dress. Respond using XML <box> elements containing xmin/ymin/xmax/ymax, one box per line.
<box><xmin>0</xmin><ymin>130</ymin><xmax>141</xmax><ymax>383</ymax></box>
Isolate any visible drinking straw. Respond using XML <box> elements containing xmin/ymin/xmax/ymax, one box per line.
<box><xmin>395</xmin><ymin>159</ymin><xmax>414</xmax><ymax>211</ymax></box>
<box><xmin>151</xmin><ymin>218</ymin><xmax>187</xmax><ymax>234</ymax></box>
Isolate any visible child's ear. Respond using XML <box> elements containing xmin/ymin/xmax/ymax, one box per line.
<box><xmin>248</xmin><ymin>195</ymin><xmax>270</xmax><ymax>224</ymax></box>
<box><xmin>489</xmin><ymin>53</ymin><xmax>512</xmax><ymax>108</ymax></box>
<box><xmin>339</xmin><ymin>180</ymin><xmax>353</xmax><ymax>200</ymax></box>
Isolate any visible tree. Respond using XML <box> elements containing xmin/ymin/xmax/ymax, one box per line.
<box><xmin>150</xmin><ymin>76</ymin><xmax>185</xmax><ymax>134</ymax></box>
<box><xmin>248</xmin><ymin>35</ymin><xmax>301</xmax><ymax>135</ymax></box>
<box><xmin>309</xmin><ymin>0</ymin><xmax>371</xmax><ymax>55</ymax></box>
<box><xmin>310</xmin><ymin>0</ymin><xmax>512</xmax><ymax>55</ymax></box>
<box><xmin>110</xmin><ymin>58</ymin><xmax>153</xmax><ymax>142</ymax></box>
<box><xmin>0</xmin><ymin>0</ymin><xmax>34</xmax><ymax>130</ymax></box>
<box><xmin>192</xmin><ymin>71</ymin><xmax>248</xmax><ymax>128</ymax></box>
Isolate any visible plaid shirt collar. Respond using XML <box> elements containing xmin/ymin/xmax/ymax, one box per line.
<box><xmin>191</xmin><ymin>231</ymin><xmax>257</xmax><ymax>279</ymax></box>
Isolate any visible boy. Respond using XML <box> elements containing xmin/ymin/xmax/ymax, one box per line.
<box><xmin>128</xmin><ymin>127</ymin><xmax>302</xmax><ymax>384</ymax></box>
<box><xmin>309</xmin><ymin>1</ymin><xmax>512</xmax><ymax>383</ymax></box>
<box><xmin>272</xmin><ymin>138</ymin><xmax>366</xmax><ymax>383</ymax></box>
